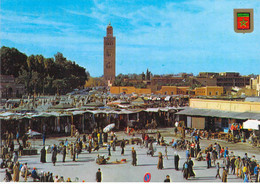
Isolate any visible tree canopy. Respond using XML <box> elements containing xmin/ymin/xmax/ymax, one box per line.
<box><xmin>1</xmin><ymin>46</ymin><xmax>89</xmax><ymax>95</ymax></box>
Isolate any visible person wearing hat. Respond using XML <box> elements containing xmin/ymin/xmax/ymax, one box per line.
<box><xmin>96</xmin><ymin>168</ymin><xmax>102</xmax><ymax>182</ymax></box>
<box><xmin>131</xmin><ymin>147</ymin><xmax>137</xmax><ymax>166</ymax></box>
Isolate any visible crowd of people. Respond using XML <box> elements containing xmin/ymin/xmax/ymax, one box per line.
<box><xmin>1</xmin><ymin>124</ymin><xmax>259</xmax><ymax>182</ymax></box>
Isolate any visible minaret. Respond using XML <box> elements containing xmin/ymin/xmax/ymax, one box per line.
<box><xmin>104</xmin><ymin>22</ymin><xmax>116</xmax><ymax>84</ymax></box>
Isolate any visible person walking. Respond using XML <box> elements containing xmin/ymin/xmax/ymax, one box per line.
<box><xmin>182</xmin><ymin>161</ymin><xmax>189</xmax><ymax>180</ymax></box>
<box><xmin>174</xmin><ymin>152</ymin><xmax>180</xmax><ymax>170</ymax></box>
<box><xmin>96</xmin><ymin>168</ymin><xmax>102</xmax><ymax>182</ymax></box>
<box><xmin>112</xmin><ymin>136</ymin><xmax>117</xmax><ymax>151</ymax></box>
<box><xmin>13</xmin><ymin>151</ymin><xmax>18</xmax><ymax>163</ymax></box>
<box><xmin>254</xmin><ymin>164</ymin><xmax>259</xmax><ymax>182</ymax></box>
<box><xmin>62</xmin><ymin>145</ymin><xmax>66</xmax><ymax>162</ymax></box>
<box><xmin>42</xmin><ymin>132</ymin><xmax>46</xmax><ymax>146</ymax></box>
<box><xmin>52</xmin><ymin>144</ymin><xmax>58</xmax><ymax>166</ymax></box>
<box><xmin>190</xmin><ymin>142</ymin><xmax>195</xmax><ymax>158</ymax></box>
<box><xmin>157</xmin><ymin>131</ymin><xmax>161</xmax><ymax>145</ymax></box>
<box><xmin>235</xmin><ymin>156</ymin><xmax>241</xmax><ymax>177</ymax></box>
<box><xmin>224</xmin><ymin>147</ymin><xmax>229</xmax><ymax>158</ymax></box>
<box><xmin>230</xmin><ymin>155</ymin><xmax>236</xmax><ymax>175</ymax></box>
<box><xmin>131</xmin><ymin>147</ymin><xmax>137</xmax><ymax>166</ymax></box>
<box><xmin>148</xmin><ymin>142</ymin><xmax>154</xmax><ymax>156</ymax></box>
<box><xmin>40</xmin><ymin>146</ymin><xmax>46</xmax><ymax>163</ymax></box>
<box><xmin>212</xmin><ymin>147</ymin><xmax>218</xmax><ymax>166</ymax></box>
<box><xmin>88</xmin><ymin>139</ymin><xmax>92</xmax><ymax>153</ymax></box>
<box><xmin>13</xmin><ymin>161</ymin><xmax>20</xmax><ymax>182</ymax></box>
<box><xmin>224</xmin><ymin>156</ymin><xmax>230</xmax><ymax>174</ymax></box>
<box><xmin>108</xmin><ymin>143</ymin><xmax>111</xmax><ymax>156</ymax></box>
<box><xmin>216</xmin><ymin>162</ymin><xmax>221</xmax><ymax>179</ymax></box>
<box><xmin>16</xmin><ymin>130</ymin><xmax>20</xmax><ymax>144</ymax></box>
<box><xmin>157</xmin><ymin>152</ymin><xmax>163</xmax><ymax>170</ymax></box>
<box><xmin>188</xmin><ymin>157</ymin><xmax>195</xmax><ymax>178</ymax></box>
<box><xmin>206</xmin><ymin>152</ymin><xmax>211</xmax><ymax>169</ymax></box>
<box><xmin>164</xmin><ymin>145</ymin><xmax>168</xmax><ymax>160</ymax></box>
<box><xmin>120</xmin><ymin>139</ymin><xmax>125</xmax><ymax>155</ymax></box>
<box><xmin>222</xmin><ymin>168</ymin><xmax>227</xmax><ymax>182</ymax></box>
<box><xmin>164</xmin><ymin>175</ymin><xmax>170</xmax><ymax>182</ymax></box>
<box><xmin>185</xmin><ymin>148</ymin><xmax>190</xmax><ymax>161</ymax></box>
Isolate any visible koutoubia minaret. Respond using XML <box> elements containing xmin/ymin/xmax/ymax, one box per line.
<box><xmin>104</xmin><ymin>22</ymin><xmax>116</xmax><ymax>84</ymax></box>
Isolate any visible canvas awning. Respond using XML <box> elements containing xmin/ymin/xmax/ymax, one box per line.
<box><xmin>243</xmin><ymin>120</ymin><xmax>260</xmax><ymax>130</ymax></box>
<box><xmin>176</xmin><ymin>107</ymin><xmax>260</xmax><ymax>120</ymax></box>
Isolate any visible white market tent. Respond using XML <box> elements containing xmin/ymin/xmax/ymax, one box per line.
<box><xmin>243</xmin><ymin>120</ymin><xmax>260</xmax><ymax>130</ymax></box>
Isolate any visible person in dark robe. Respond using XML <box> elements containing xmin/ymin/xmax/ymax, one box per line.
<box><xmin>120</xmin><ymin>139</ymin><xmax>125</xmax><ymax>155</ymax></box>
<box><xmin>188</xmin><ymin>157</ymin><xmax>195</xmax><ymax>177</ymax></box>
<box><xmin>5</xmin><ymin>169</ymin><xmax>12</xmax><ymax>182</ymax></box>
<box><xmin>131</xmin><ymin>147</ymin><xmax>137</xmax><ymax>166</ymax></box>
<box><xmin>182</xmin><ymin>161</ymin><xmax>189</xmax><ymax>180</ymax></box>
<box><xmin>40</xmin><ymin>146</ymin><xmax>46</xmax><ymax>163</ymax></box>
<box><xmin>104</xmin><ymin>132</ymin><xmax>108</xmax><ymax>143</ymax></box>
<box><xmin>73</xmin><ymin>144</ymin><xmax>76</xmax><ymax>161</ymax></box>
<box><xmin>108</xmin><ymin>143</ymin><xmax>111</xmax><ymax>156</ymax></box>
<box><xmin>157</xmin><ymin>152</ymin><xmax>163</xmax><ymax>170</ymax></box>
<box><xmin>48</xmin><ymin>173</ymin><xmax>54</xmax><ymax>182</ymax></box>
<box><xmin>164</xmin><ymin>175</ymin><xmax>170</xmax><ymax>182</ymax></box>
<box><xmin>96</xmin><ymin>168</ymin><xmax>102</xmax><ymax>182</ymax></box>
<box><xmin>174</xmin><ymin>152</ymin><xmax>180</xmax><ymax>170</ymax></box>
<box><xmin>51</xmin><ymin>144</ymin><xmax>57</xmax><ymax>166</ymax></box>
<box><xmin>206</xmin><ymin>152</ymin><xmax>211</xmax><ymax>169</ymax></box>
<box><xmin>83</xmin><ymin>134</ymin><xmax>86</xmax><ymax>143</ymax></box>
<box><xmin>62</xmin><ymin>146</ymin><xmax>66</xmax><ymax>162</ymax></box>
<box><xmin>22</xmin><ymin>134</ymin><xmax>27</xmax><ymax>148</ymax></box>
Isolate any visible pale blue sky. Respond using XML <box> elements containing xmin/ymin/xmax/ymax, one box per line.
<box><xmin>1</xmin><ymin>0</ymin><xmax>260</xmax><ymax>77</ymax></box>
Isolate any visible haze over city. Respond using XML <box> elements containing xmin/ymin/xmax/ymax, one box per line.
<box><xmin>1</xmin><ymin>0</ymin><xmax>260</xmax><ymax>77</ymax></box>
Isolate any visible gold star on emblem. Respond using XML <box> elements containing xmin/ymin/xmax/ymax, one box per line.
<box><xmin>240</xmin><ymin>18</ymin><xmax>248</xmax><ymax>27</ymax></box>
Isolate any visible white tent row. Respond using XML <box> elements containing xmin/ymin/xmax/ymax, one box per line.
<box><xmin>144</xmin><ymin>107</ymin><xmax>177</xmax><ymax>112</ymax></box>
<box><xmin>243</xmin><ymin>119</ymin><xmax>260</xmax><ymax>130</ymax></box>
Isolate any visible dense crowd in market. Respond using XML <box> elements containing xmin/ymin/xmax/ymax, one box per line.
<box><xmin>1</xmin><ymin>122</ymin><xmax>260</xmax><ymax>182</ymax></box>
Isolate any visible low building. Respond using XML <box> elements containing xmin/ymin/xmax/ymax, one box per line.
<box><xmin>247</xmin><ymin>75</ymin><xmax>260</xmax><ymax>96</ymax></box>
<box><xmin>0</xmin><ymin>75</ymin><xmax>25</xmax><ymax>98</ymax></box>
<box><xmin>194</xmin><ymin>86</ymin><xmax>223</xmax><ymax>96</ymax></box>
<box><xmin>176</xmin><ymin>98</ymin><xmax>260</xmax><ymax>131</ymax></box>
<box><xmin>110</xmin><ymin>86</ymin><xmax>151</xmax><ymax>94</ymax></box>
<box><xmin>156</xmin><ymin>86</ymin><xmax>190</xmax><ymax>95</ymax></box>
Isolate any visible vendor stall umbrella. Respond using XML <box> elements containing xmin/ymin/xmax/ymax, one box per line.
<box><xmin>26</xmin><ymin>130</ymin><xmax>42</xmax><ymax>148</ymax></box>
<box><xmin>103</xmin><ymin>123</ymin><xmax>115</xmax><ymax>133</ymax></box>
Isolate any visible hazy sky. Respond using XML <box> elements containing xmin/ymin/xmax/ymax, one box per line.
<box><xmin>1</xmin><ymin>0</ymin><xmax>260</xmax><ymax>77</ymax></box>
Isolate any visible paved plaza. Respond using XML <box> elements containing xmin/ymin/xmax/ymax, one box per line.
<box><xmin>1</xmin><ymin>128</ymin><xmax>259</xmax><ymax>182</ymax></box>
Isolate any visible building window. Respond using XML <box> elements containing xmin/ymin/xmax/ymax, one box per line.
<box><xmin>209</xmin><ymin>92</ymin><xmax>212</xmax><ymax>95</ymax></box>
<box><xmin>216</xmin><ymin>92</ymin><xmax>218</xmax><ymax>95</ymax></box>
<box><xmin>165</xmin><ymin>92</ymin><xmax>167</xmax><ymax>95</ymax></box>
<box><xmin>171</xmin><ymin>92</ymin><xmax>173</xmax><ymax>95</ymax></box>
